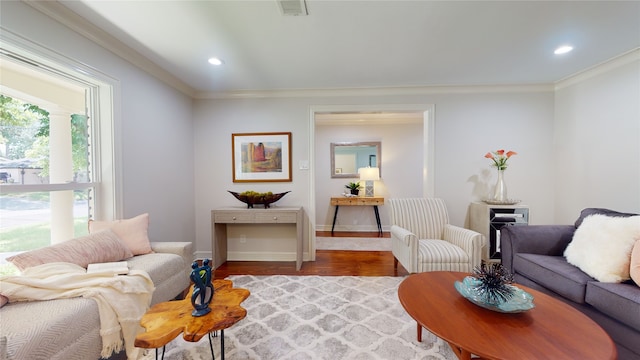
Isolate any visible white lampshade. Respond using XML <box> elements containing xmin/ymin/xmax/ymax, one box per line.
<box><xmin>358</xmin><ymin>167</ymin><xmax>380</xmax><ymax>181</ymax></box>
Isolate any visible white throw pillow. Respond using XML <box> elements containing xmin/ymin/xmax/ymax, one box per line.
<box><xmin>564</xmin><ymin>214</ymin><xmax>640</xmax><ymax>282</ymax></box>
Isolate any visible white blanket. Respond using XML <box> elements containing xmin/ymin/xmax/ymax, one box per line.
<box><xmin>0</xmin><ymin>262</ymin><xmax>154</xmax><ymax>359</ymax></box>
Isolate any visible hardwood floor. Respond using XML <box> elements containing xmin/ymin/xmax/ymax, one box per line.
<box><xmin>213</xmin><ymin>231</ymin><xmax>409</xmax><ymax>279</ymax></box>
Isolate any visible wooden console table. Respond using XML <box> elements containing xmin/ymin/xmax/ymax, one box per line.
<box><xmin>330</xmin><ymin>197</ymin><xmax>384</xmax><ymax>235</ymax></box>
<box><xmin>211</xmin><ymin>207</ymin><xmax>304</xmax><ymax>270</ymax></box>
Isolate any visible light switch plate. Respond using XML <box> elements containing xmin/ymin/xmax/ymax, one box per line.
<box><xmin>299</xmin><ymin>160</ymin><xmax>309</xmax><ymax>170</ymax></box>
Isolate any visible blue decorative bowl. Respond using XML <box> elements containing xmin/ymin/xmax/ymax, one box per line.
<box><xmin>454</xmin><ymin>276</ymin><xmax>535</xmax><ymax>313</ymax></box>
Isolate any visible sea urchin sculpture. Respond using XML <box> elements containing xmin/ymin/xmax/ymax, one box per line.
<box><xmin>471</xmin><ymin>261</ymin><xmax>516</xmax><ymax>305</ymax></box>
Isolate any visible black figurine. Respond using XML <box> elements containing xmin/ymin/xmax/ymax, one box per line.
<box><xmin>190</xmin><ymin>259</ymin><xmax>213</xmax><ymax>316</ymax></box>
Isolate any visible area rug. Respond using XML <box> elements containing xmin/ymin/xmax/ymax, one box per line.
<box><xmin>315</xmin><ymin>237</ymin><xmax>391</xmax><ymax>251</ymax></box>
<box><xmin>140</xmin><ymin>275</ymin><xmax>456</xmax><ymax>360</ymax></box>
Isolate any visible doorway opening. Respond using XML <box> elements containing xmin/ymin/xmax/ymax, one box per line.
<box><xmin>308</xmin><ymin>105</ymin><xmax>435</xmax><ymax>258</ymax></box>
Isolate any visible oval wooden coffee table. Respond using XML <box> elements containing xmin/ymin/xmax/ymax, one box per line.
<box><xmin>398</xmin><ymin>271</ymin><xmax>616</xmax><ymax>360</ymax></box>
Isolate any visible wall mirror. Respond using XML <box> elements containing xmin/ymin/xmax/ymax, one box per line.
<box><xmin>330</xmin><ymin>141</ymin><xmax>381</xmax><ymax>178</ymax></box>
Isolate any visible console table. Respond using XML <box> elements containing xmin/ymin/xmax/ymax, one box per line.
<box><xmin>330</xmin><ymin>197</ymin><xmax>384</xmax><ymax>235</ymax></box>
<box><xmin>211</xmin><ymin>207</ymin><xmax>304</xmax><ymax>270</ymax></box>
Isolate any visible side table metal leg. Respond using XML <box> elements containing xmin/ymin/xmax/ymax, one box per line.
<box><xmin>208</xmin><ymin>331</ymin><xmax>215</xmax><ymax>360</ymax></box>
<box><xmin>155</xmin><ymin>346</ymin><xmax>166</xmax><ymax>360</ymax></box>
<box><xmin>373</xmin><ymin>205</ymin><xmax>382</xmax><ymax>236</ymax></box>
<box><xmin>220</xmin><ymin>329</ymin><xmax>225</xmax><ymax>360</ymax></box>
<box><xmin>331</xmin><ymin>205</ymin><xmax>340</xmax><ymax>235</ymax></box>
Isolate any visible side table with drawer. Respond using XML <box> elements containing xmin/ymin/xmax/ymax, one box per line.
<box><xmin>211</xmin><ymin>207</ymin><xmax>304</xmax><ymax>270</ymax></box>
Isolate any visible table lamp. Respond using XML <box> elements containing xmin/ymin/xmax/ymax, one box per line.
<box><xmin>358</xmin><ymin>167</ymin><xmax>380</xmax><ymax>197</ymax></box>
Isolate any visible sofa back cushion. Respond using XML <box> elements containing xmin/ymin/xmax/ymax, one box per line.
<box><xmin>6</xmin><ymin>229</ymin><xmax>133</xmax><ymax>271</ymax></box>
<box><xmin>574</xmin><ymin>208</ymin><xmax>638</xmax><ymax>228</ymax></box>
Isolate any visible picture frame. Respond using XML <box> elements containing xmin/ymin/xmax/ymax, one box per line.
<box><xmin>232</xmin><ymin>132</ymin><xmax>292</xmax><ymax>182</ymax></box>
<box><xmin>369</xmin><ymin>154</ymin><xmax>377</xmax><ymax>167</ymax></box>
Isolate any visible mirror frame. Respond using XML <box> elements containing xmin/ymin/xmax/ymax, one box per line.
<box><xmin>330</xmin><ymin>141</ymin><xmax>381</xmax><ymax>179</ymax></box>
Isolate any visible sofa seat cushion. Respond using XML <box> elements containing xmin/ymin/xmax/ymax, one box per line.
<box><xmin>514</xmin><ymin>253</ymin><xmax>593</xmax><ymax>303</ymax></box>
<box><xmin>0</xmin><ymin>298</ymin><xmax>102</xmax><ymax>360</ymax></box>
<box><xmin>586</xmin><ymin>281</ymin><xmax>640</xmax><ymax>332</ymax></box>
<box><xmin>127</xmin><ymin>252</ymin><xmax>188</xmax><ymax>305</ymax></box>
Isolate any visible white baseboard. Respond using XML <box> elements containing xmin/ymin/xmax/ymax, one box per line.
<box><xmin>194</xmin><ymin>251</ymin><xmax>311</xmax><ymax>262</ymax></box>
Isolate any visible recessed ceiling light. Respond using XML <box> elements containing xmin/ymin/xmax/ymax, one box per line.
<box><xmin>554</xmin><ymin>46</ymin><xmax>573</xmax><ymax>55</ymax></box>
<box><xmin>208</xmin><ymin>57</ymin><xmax>224</xmax><ymax>66</ymax></box>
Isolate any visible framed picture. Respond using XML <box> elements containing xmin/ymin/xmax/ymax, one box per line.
<box><xmin>232</xmin><ymin>132</ymin><xmax>292</xmax><ymax>182</ymax></box>
<box><xmin>369</xmin><ymin>154</ymin><xmax>377</xmax><ymax>167</ymax></box>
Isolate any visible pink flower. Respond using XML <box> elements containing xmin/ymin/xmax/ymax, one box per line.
<box><xmin>485</xmin><ymin>149</ymin><xmax>517</xmax><ymax>170</ymax></box>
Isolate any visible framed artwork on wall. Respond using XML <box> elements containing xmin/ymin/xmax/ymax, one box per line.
<box><xmin>232</xmin><ymin>132</ymin><xmax>292</xmax><ymax>182</ymax></box>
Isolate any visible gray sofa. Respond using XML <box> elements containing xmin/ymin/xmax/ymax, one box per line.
<box><xmin>501</xmin><ymin>208</ymin><xmax>640</xmax><ymax>360</ymax></box>
<box><xmin>0</xmin><ymin>241</ymin><xmax>192</xmax><ymax>360</ymax></box>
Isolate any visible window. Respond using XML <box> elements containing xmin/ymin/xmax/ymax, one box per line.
<box><xmin>0</xmin><ymin>31</ymin><xmax>119</xmax><ymax>272</ymax></box>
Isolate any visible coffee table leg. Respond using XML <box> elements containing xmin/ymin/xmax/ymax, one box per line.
<box><xmin>417</xmin><ymin>323</ymin><xmax>422</xmax><ymax>342</ymax></box>
<box><xmin>448</xmin><ymin>342</ymin><xmax>473</xmax><ymax>360</ymax></box>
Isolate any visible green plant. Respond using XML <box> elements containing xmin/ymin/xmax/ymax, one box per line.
<box><xmin>345</xmin><ymin>182</ymin><xmax>361</xmax><ymax>190</ymax></box>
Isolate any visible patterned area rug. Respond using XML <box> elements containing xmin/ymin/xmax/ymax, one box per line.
<box><xmin>140</xmin><ymin>275</ymin><xmax>456</xmax><ymax>360</ymax></box>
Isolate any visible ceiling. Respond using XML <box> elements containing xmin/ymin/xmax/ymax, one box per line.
<box><xmin>54</xmin><ymin>1</ymin><xmax>640</xmax><ymax>96</ymax></box>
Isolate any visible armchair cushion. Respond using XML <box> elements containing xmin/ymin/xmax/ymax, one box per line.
<box><xmin>417</xmin><ymin>240</ymin><xmax>469</xmax><ymax>272</ymax></box>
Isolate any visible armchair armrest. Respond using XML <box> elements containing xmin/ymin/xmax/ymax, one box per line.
<box><xmin>390</xmin><ymin>225</ymin><xmax>419</xmax><ymax>273</ymax></box>
<box><xmin>390</xmin><ymin>225</ymin><xmax>417</xmax><ymax>246</ymax></box>
<box><xmin>443</xmin><ymin>225</ymin><xmax>483</xmax><ymax>269</ymax></box>
<box><xmin>500</xmin><ymin>225</ymin><xmax>575</xmax><ymax>273</ymax></box>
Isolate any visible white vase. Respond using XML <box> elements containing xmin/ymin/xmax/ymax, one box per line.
<box><xmin>493</xmin><ymin>169</ymin><xmax>508</xmax><ymax>201</ymax></box>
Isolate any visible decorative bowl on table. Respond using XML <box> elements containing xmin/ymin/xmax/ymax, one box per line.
<box><xmin>455</xmin><ymin>276</ymin><xmax>535</xmax><ymax>313</ymax></box>
<box><xmin>228</xmin><ymin>190</ymin><xmax>290</xmax><ymax>208</ymax></box>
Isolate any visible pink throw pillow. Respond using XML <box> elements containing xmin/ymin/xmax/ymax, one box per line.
<box><xmin>89</xmin><ymin>213</ymin><xmax>153</xmax><ymax>255</ymax></box>
<box><xmin>631</xmin><ymin>240</ymin><xmax>640</xmax><ymax>286</ymax></box>
<box><xmin>6</xmin><ymin>229</ymin><xmax>133</xmax><ymax>271</ymax></box>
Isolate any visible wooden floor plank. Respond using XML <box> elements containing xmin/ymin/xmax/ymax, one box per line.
<box><xmin>213</xmin><ymin>232</ymin><xmax>407</xmax><ymax>279</ymax></box>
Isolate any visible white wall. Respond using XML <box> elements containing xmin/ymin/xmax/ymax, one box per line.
<box><xmin>554</xmin><ymin>52</ymin><xmax>640</xmax><ymax>223</ymax></box>
<box><xmin>1</xmin><ymin>1</ymin><xmax>196</xmax><ymax>245</ymax></box>
<box><xmin>193</xmin><ymin>91</ymin><xmax>556</xmax><ymax>261</ymax></box>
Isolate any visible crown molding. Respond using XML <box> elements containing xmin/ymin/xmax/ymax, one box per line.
<box><xmin>23</xmin><ymin>0</ymin><xmax>196</xmax><ymax>98</ymax></box>
<box><xmin>195</xmin><ymin>83</ymin><xmax>554</xmax><ymax>100</ymax></box>
<box><xmin>555</xmin><ymin>48</ymin><xmax>640</xmax><ymax>90</ymax></box>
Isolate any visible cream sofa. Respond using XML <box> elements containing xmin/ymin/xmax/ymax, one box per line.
<box><xmin>0</xmin><ymin>240</ymin><xmax>192</xmax><ymax>360</ymax></box>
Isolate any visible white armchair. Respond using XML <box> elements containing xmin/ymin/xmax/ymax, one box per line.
<box><xmin>388</xmin><ymin>198</ymin><xmax>483</xmax><ymax>273</ymax></box>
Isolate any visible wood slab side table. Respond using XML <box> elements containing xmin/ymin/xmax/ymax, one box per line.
<box><xmin>330</xmin><ymin>196</ymin><xmax>384</xmax><ymax>235</ymax></box>
<box><xmin>135</xmin><ymin>279</ymin><xmax>250</xmax><ymax>360</ymax></box>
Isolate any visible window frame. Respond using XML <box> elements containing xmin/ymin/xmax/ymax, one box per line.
<box><xmin>0</xmin><ymin>28</ymin><xmax>122</xmax><ymax>221</ymax></box>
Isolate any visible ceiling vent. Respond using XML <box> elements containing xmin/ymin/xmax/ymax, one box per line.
<box><xmin>277</xmin><ymin>0</ymin><xmax>308</xmax><ymax>16</ymax></box>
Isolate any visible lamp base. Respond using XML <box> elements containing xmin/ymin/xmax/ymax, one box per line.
<box><xmin>364</xmin><ymin>180</ymin><xmax>374</xmax><ymax>197</ymax></box>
